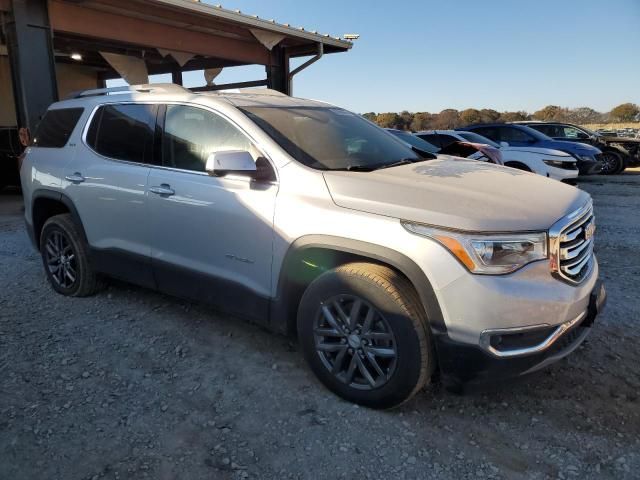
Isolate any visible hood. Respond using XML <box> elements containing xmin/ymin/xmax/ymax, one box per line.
<box><xmin>537</xmin><ymin>139</ymin><xmax>602</xmax><ymax>155</ymax></box>
<box><xmin>501</xmin><ymin>146</ymin><xmax>572</xmax><ymax>157</ymax></box>
<box><xmin>323</xmin><ymin>159</ymin><xmax>590</xmax><ymax>232</ymax></box>
<box><xmin>600</xmin><ymin>135</ymin><xmax>640</xmax><ymax>144</ymax></box>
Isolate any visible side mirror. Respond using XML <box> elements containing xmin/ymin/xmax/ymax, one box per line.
<box><xmin>205</xmin><ymin>150</ymin><xmax>256</xmax><ymax>177</ymax></box>
<box><xmin>500</xmin><ymin>141</ymin><xmax>509</xmax><ymax>148</ymax></box>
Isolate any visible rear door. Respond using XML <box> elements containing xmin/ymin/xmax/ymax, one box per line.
<box><xmin>63</xmin><ymin>103</ymin><xmax>157</xmax><ymax>287</ymax></box>
<box><xmin>147</xmin><ymin>104</ymin><xmax>278</xmax><ymax>321</ymax></box>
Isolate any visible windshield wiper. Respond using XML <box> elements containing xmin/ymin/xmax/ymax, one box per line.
<box><xmin>328</xmin><ymin>157</ymin><xmax>426</xmax><ymax>172</ymax></box>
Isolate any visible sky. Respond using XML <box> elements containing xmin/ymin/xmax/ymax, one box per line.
<box><xmin>130</xmin><ymin>0</ymin><xmax>640</xmax><ymax>114</ymax></box>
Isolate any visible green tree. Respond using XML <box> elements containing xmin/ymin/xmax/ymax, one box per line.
<box><xmin>499</xmin><ymin>111</ymin><xmax>530</xmax><ymax>122</ymax></box>
<box><xmin>375</xmin><ymin>112</ymin><xmax>402</xmax><ymax>129</ymax></box>
<box><xmin>533</xmin><ymin>105</ymin><xmax>568</xmax><ymax>121</ymax></box>
<box><xmin>565</xmin><ymin>107</ymin><xmax>601</xmax><ymax>124</ymax></box>
<box><xmin>362</xmin><ymin>112</ymin><xmax>377</xmax><ymax>122</ymax></box>
<box><xmin>432</xmin><ymin>109</ymin><xmax>461</xmax><ymax>129</ymax></box>
<box><xmin>410</xmin><ymin>112</ymin><xmax>434</xmax><ymax>132</ymax></box>
<box><xmin>479</xmin><ymin>109</ymin><xmax>501</xmax><ymax>123</ymax></box>
<box><xmin>609</xmin><ymin>103</ymin><xmax>640</xmax><ymax>122</ymax></box>
<box><xmin>459</xmin><ymin>108</ymin><xmax>482</xmax><ymax>126</ymax></box>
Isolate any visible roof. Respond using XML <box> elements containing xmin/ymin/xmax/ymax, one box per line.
<box><xmin>151</xmin><ymin>0</ymin><xmax>353</xmax><ymax>51</ymax></box>
<box><xmin>58</xmin><ymin>84</ymin><xmax>332</xmax><ymax>109</ymax></box>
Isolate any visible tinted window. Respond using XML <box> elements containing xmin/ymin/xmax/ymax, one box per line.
<box><xmin>162</xmin><ymin>105</ymin><xmax>253</xmax><ymax>172</ymax></box>
<box><xmin>417</xmin><ymin>134</ymin><xmax>446</xmax><ymax>148</ymax></box>
<box><xmin>87</xmin><ymin>104</ymin><xmax>156</xmax><ymax>163</ymax></box>
<box><xmin>33</xmin><ymin>108</ymin><xmax>84</xmax><ymax>148</ymax></box>
<box><xmin>499</xmin><ymin>127</ymin><xmax>536</xmax><ymax>143</ymax></box>
<box><xmin>458</xmin><ymin>131</ymin><xmax>501</xmax><ymax>148</ymax></box>
<box><xmin>561</xmin><ymin>126</ymin><xmax>588</xmax><ymax>139</ymax></box>
<box><xmin>471</xmin><ymin>127</ymin><xmax>499</xmax><ymax>142</ymax></box>
<box><xmin>435</xmin><ymin>134</ymin><xmax>459</xmax><ymax>148</ymax></box>
<box><xmin>387</xmin><ymin>130</ymin><xmax>439</xmax><ymax>154</ymax></box>
<box><xmin>529</xmin><ymin>124</ymin><xmax>556</xmax><ymax>137</ymax></box>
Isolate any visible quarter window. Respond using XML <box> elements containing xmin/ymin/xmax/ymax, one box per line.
<box><xmin>33</xmin><ymin>108</ymin><xmax>84</xmax><ymax>148</ymax></box>
<box><xmin>162</xmin><ymin>105</ymin><xmax>252</xmax><ymax>172</ymax></box>
<box><xmin>87</xmin><ymin>104</ymin><xmax>157</xmax><ymax>163</ymax></box>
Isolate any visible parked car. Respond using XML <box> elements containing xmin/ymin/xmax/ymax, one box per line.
<box><xmin>459</xmin><ymin>123</ymin><xmax>603</xmax><ymax>175</ymax></box>
<box><xmin>384</xmin><ymin>128</ymin><xmax>503</xmax><ymax>164</ymax></box>
<box><xmin>21</xmin><ymin>84</ymin><xmax>606</xmax><ymax>408</ymax></box>
<box><xmin>514</xmin><ymin>121</ymin><xmax>640</xmax><ymax>174</ymax></box>
<box><xmin>416</xmin><ymin>130</ymin><xmax>578</xmax><ymax>182</ymax></box>
<box><xmin>0</xmin><ymin>126</ymin><xmax>22</xmax><ymax>190</ymax></box>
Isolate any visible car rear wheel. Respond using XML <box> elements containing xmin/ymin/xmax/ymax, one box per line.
<box><xmin>600</xmin><ymin>151</ymin><xmax>624</xmax><ymax>175</ymax></box>
<box><xmin>40</xmin><ymin>214</ymin><xmax>102</xmax><ymax>297</ymax></box>
<box><xmin>297</xmin><ymin>262</ymin><xmax>434</xmax><ymax>409</ymax></box>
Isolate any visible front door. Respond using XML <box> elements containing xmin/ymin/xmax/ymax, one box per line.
<box><xmin>147</xmin><ymin>104</ymin><xmax>278</xmax><ymax>321</ymax></box>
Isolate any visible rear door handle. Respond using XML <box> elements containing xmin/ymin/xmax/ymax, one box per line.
<box><xmin>149</xmin><ymin>184</ymin><xmax>175</xmax><ymax>196</ymax></box>
<box><xmin>65</xmin><ymin>172</ymin><xmax>85</xmax><ymax>183</ymax></box>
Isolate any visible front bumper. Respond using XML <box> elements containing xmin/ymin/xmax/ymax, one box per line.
<box><xmin>577</xmin><ymin>156</ymin><xmax>603</xmax><ymax>175</ymax></box>
<box><xmin>435</xmin><ymin>280</ymin><xmax>606</xmax><ymax>388</ymax></box>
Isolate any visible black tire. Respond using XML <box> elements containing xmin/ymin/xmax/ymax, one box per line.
<box><xmin>40</xmin><ymin>213</ymin><xmax>101</xmax><ymax>297</ymax></box>
<box><xmin>504</xmin><ymin>162</ymin><xmax>531</xmax><ymax>172</ymax></box>
<box><xmin>297</xmin><ymin>262</ymin><xmax>434</xmax><ymax>409</ymax></box>
<box><xmin>600</xmin><ymin>150</ymin><xmax>624</xmax><ymax>175</ymax></box>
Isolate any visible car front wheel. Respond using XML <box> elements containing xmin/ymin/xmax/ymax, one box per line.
<box><xmin>297</xmin><ymin>262</ymin><xmax>434</xmax><ymax>409</ymax></box>
<box><xmin>600</xmin><ymin>151</ymin><xmax>625</xmax><ymax>175</ymax></box>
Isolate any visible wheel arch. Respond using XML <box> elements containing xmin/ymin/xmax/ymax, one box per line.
<box><xmin>504</xmin><ymin>161</ymin><xmax>532</xmax><ymax>172</ymax></box>
<box><xmin>31</xmin><ymin>189</ymin><xmax>87</xmax><ymax>249</ymax></box>
<box><xmin>270</xmin><ymin>235</ymin><xmax>446</xmax><ymax>337</ymax></box>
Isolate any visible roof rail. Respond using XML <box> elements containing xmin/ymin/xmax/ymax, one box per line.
<box><xmin>67</xmin><ymin>83</ymin><xmax>190</xmax><ymax>100</ymax></box>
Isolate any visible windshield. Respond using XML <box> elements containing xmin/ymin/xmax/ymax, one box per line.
<box><xmin>457</xmin><ymin>131</ymin><xmax>501</xmax><ymax>148</ymax></box>
<box><xmin>240</xmin><ymin>106</ymin><xmax>420</xmax><ymax>170</ymax></box>
<box><xmin>387</xmin><ymin>130</ymin><xmax>439</xmax><ymax>154</ymax></box>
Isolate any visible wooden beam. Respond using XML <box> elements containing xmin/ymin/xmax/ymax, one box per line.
<box><xmin>48</xmin><ymin>0</ymin><xmax>270</xmax><ymax>65</ymax></box>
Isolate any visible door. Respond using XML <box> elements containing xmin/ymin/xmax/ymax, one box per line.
<box><xmin>148</xmin><ymin>104</ymin><xmax>278</xmax><ymax>321</ymax></box>
<box><xmin>64</xmin><ymin>103</ymin><xmax>158</xmax><ymax>288</ymax></box>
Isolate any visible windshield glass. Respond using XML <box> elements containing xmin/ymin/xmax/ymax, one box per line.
<box><xmin>457</xmin><ymin>131</ymin><xmax>501</xmax><ymax>148</ymax></box>
<box><xmin>240</xmin><ymin>106</ymin><xmax>420</xmax><ymax>170</ymax></box>
<box><xmin>387</xmin><ymin>130</ymin><xmax>440</xmax><ymax>154</ymax></box>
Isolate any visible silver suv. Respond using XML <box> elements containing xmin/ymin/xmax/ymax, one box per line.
<box><xmin>21</xmin><ymin>84</ymin><xmax>606</xmax><ymax>408</ymax></box>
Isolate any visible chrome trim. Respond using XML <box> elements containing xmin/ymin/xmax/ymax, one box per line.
<box><xmin>549</xmin><ymin>202</ymin><xmax>594</xmax><ymax>284</ymax></box>
<box><xmin>479</xmin><ymin>311</ymin><xmax>586</xmax><ymax>358</ymax></box>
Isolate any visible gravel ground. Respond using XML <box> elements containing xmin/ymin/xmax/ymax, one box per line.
<box><xmin>1</xmin><ymin>171</ymin><xmax>639</xmax><ymax>480</ymax></box>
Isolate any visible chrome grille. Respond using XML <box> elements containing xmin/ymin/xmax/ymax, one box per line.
<box><xmin>550</xmin><ymin>203</ymin><xmax>595</xmax><ymax>284</ymax></box>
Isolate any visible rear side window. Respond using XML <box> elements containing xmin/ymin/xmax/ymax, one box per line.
<box><xmin>33</xmin><ymin>108</ymin><xmax>84</xmax><ymax>148</ymax></box>
<box><xmin>87</xmin><ymin>104</ymin><xmax>157</xmax><ymax>163</ymax></box>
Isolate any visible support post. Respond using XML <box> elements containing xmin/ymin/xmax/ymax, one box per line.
<box><xmin>171</xmin><ymin>68</ymin><xmax>183</xmax><ymax>86</ymax></box>
<box><xmin>5</xmin><ymin>0</ymin><xmax>58</xmax><ymax>133</ymax></box>
<box><xmin>266</xmin><ymin>45</ymin><xmax>289</xmax><ymax>95</ymax></box>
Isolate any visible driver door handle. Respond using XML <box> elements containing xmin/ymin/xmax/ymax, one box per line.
<box><xmin>65</xmin><ymin>172</ymin><xmax>85</xmax><ymax>183</ymax></box>
<box><xmin>149</xmin><ymin>184</ymin><xmax>175</xmax><ymax>196</ymax></box>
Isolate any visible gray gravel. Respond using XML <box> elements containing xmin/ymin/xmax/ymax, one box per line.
<box><xmin>1</xmin><ymin>171</ymin><xmax>639</xmax><ymax>480</ymax></box>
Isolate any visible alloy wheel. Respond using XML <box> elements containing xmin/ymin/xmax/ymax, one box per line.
<box><xmin>44</xmin><ymin>230</ymin><xmax>77</xmax><ymax>289</ymax></box>
<box><xmin>313</xmin><ymin>294</ymin><xmax>398</xmax><ymax>390</ymax></box>
<box><xmin>600</xmin><ymin>152</ymin><xmax>620</xmax><ymax>174</ymax></box>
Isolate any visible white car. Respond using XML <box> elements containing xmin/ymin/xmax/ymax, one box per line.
<box><xmin>415</xmin><ymin>130</ymin><xmax>579</xmax><ymax>182</ymax></box>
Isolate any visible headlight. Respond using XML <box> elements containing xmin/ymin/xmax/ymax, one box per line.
<box><xmin>543</xmin><ymin>159</ymin><xmax>577</xmax><ymax>169</ymax></box>
<box><xmin>401</xmin><ymin>222</ymin><xmax>548</xmax><ymax>274</ymax></box>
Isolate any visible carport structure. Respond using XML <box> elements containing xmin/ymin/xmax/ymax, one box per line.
<box><xmin>0</xmin><ymin>0</ymin><xmax>352</xmax><ymax>134</ymax></box>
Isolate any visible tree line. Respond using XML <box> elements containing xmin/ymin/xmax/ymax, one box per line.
<box><xmin>362</xmin><ymin>103</ymin><xmax>640</xmax><ymax>131</ymax></box>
